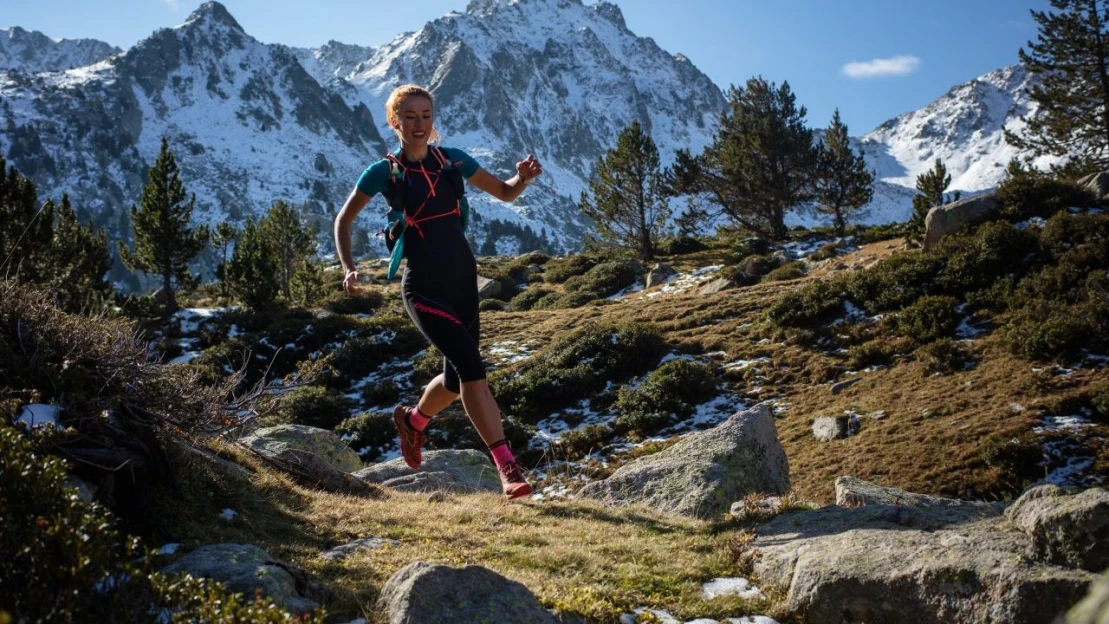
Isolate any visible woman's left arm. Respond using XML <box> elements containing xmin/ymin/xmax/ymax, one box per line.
<box><xmin>467</xmin><ymin>154</ymin><xmax>543</xmax><ymax>202</ymax></box>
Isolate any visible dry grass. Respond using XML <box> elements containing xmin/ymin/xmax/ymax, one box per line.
<box><xmin>158</xmin><ymin>440</ymin><xmax>786</xmax><ymax>624</ymax></box>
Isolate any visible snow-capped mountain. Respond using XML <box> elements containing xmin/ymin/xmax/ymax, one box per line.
<box><xmin>290</xmin><ymin>0</ymin><xmax>725</xmax><ymax>251</ymax></box>
<box><xmin>853</xmin><ymin>64</ymin><xmax>1057</xmax><ymax>222</ymax></box>
<box><xmin>0</xmin><ymin>27</ymin><xmax>120</xmax><ymax>73</ymax></box>
<box><xmin>0</xmin><ymin>0</ymin><xmax>1054</xmax><ymax>260</ymax></box>
<box><xmin>0</xmin><ymin>3</ymin><xmax>385</xmax><ymax>251</ymax></box>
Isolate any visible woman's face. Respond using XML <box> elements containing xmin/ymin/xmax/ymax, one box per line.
<box><xmin>395</xmin><ymin>95</ymin><xmax>434</xmax><ymax>147</ymax></box>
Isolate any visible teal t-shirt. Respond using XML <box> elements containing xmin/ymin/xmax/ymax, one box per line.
<box><xmin>356</xmin><ymin>146</ymin><xmax>479</xmax><ymax>197</ymax></box>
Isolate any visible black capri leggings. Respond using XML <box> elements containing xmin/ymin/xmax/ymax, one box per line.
<box><xmin>401</xmin><ymin>284</ymin><xmax>485</xmax><ymax>394</ymax></box>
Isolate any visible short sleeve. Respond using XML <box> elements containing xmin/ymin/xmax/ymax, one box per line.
<box><xmin>442</xmin><ymin>147</ymin><xmax>480</xmax><ymax>179</ymax></box>
<box><xmin>356</xmin><ymin>159</ymin><xmax>390</xmax><ymax>197</ymax></box>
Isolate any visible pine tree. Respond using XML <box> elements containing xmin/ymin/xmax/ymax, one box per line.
<box><xmin>906</xmin><ymin>159</ymin><xmax>958</xmax><ymax>245</ymax></box>
<box><xmin>814</xmin><ymin>109</ymin><xmax>875</xmax><ymax>235</ymax></box>
<box><xmin>211</xmin><ymin>221</ymin><xmax>239</xmax><ymax>301</ymax></box>
<box><xmin>118</xmin><ymin>137</ymin><xmax>208</xmax><ymax>315</ymax></box>
<box><xmin>0</xmin><ymin>156</ymin><xmax>54</xmax><ymax>282</ymax></box>
<box><xmin>50</xmin><ymin>194</ymin><xmax>112</xmax><ymax>312</ymax></box>
<box><xmin>260</xmin><ymin>200</ymin><xmax>315</xmax><ymax>300</ymax></box>
<box><xmin>669</xmin><ymin>77</ymin><xmax>818</xmax><ymax>241</ymax></box>
<box><xmin>289</xmin><ymin>259</ymin><xmax>327</xmax><ymax>308</ymax></box>
<box><xmin>226</xmin><ymin>218</ymin><xmax>279</xmax><ymax>311</ymax></box>
<box><xmin>1006</xmin><ymin>0</ymin><xmax>1109</xmax><ymax>173</ymax></box>
<box><xmin>579</xmin><ymin>120</ymin><xmax>670</xmax><ymax>260</ymax></box>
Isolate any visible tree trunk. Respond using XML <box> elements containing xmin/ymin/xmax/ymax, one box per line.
<box><xmin>162</xmin><ymin>269</ymin><xmax>177</xmax><ymax>316</ymax></box>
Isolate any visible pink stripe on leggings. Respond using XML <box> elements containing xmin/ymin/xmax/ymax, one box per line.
<box><xmin>413</xmin><ymin>301</ymin><xmax>462</xmax><ymax>325</ymax></box>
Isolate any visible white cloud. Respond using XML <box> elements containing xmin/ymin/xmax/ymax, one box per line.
<box><xmin>841</xmin><ymin>55</ymin><xmax>921</xmax><ymax>79</ymax></box>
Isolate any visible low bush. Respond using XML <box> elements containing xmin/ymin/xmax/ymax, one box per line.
<box><xmin>323</xmin><ymin>290</ymin><xmax>385</xmax><ymax>315</ymax></box>
<box><xmin>509</xmin><ymin>287</ymin><xmax>557</xmax><ymax>311</ymax></box>
<box><xmin>854</xmin><ymin>222</ymin><xmax>906</xmax><ymax>244</ymax></box>
<box><xmin>764</xmin><ymin>261</ymin><xmax>806</xmax><ymax>282</ymax></box>
<box><xmin>1002</xmin><ymin>300</ymin><xmax>1101</xmax><ymax>362</ymax></box>
<box><xmin>980</xmin><ymin>432</ymin><xmax>1045</xmax><ymax>496</ymax></box>
<box><xmin>807</xmin><ymin>242</ymin><xmax>839</xmax><ymax>262</ymax></box>
<box><xmin>0</xmin><ymin>423</ymin><xmax>325</xmax><ymax>623</ymax></box>
<box><xmin>996</xmin><ymin>172</ymin><xmax>1097</xmax><ymax>222</ymax></box>
<box><xmin>335</xmin><ymin>411</ymin><xmax>394</xmax><ymax>461</ymax></box>
<box><xmin>564</xmin><ymin>261</ymin><xmax>640</xmax><ymax>298</ymax></box>
<box><xmin>260</xmin><ymin>385</ymin><xmax>356</xmax><ymax>430</ymax></box>
<box><xmin>656</xmin><ymin>235</ymin><xmax>706</xmax><ymax>256</ymax></box>
<box><xmin>847</xmin><ymin>340</ymin><xmax>898</xmax><ymax>369</ymax></box>
<box><xmin>766</xmin><ymin>280</ymin><xmax>845</xmax><ymax>328</ymax></box>
<box><xmin>489</xmin><ymin>322</ymin><xmax>667</xmax><ymax>423</ymax></box>
<box><xmin>479</xmin><ymin>298</ymin><xmax>508</xmax><ymax>312</ymax></box>
<box><xmin>556</xmin><ymin>424</ymin><xmax>617</xmax><ymax>460</ymax></box>
<box><xmin>917</xmin><ymin>338</ymin><xmax>969</xmax><ymax>375</ymax></box>
<box><xmin>543</xmin><ymin>255</ymin><xmax>600</xmax><ymax>283</ymax></box>
<box><xmin>845</xmin><ymin>252</ymin><xmax>944</xmax><ymax>313</ymax></box>
<box><xmin>613</xmin><ymin>358</ymin><xmax>718</xmax><ymax>440</ymax></box>
<box><xmin>896</xmin><ymin>295</ymin><xmax>960</xmax><ymax>344</ymax></box>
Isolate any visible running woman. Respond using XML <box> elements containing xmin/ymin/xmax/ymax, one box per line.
<box><xmin>333</xmin><ymin>84</ymin><xmax>542</xmax><ymax>499</ymax></box>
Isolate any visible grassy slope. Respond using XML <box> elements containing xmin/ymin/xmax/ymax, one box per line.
<box><xmin>157</xmin><ymin>236</ymin><xmax>1109</xmax><ymax>623</ymax></box>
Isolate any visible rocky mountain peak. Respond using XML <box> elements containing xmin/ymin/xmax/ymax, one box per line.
<box><xmin>183</xmin><ymin>2</ymin><xmax>246</xmax><ymax>35</ymax></box>
<box><xmin>591</xmin><ymin>1</ymin><xmax>627</xmax><ymax>29</ymax></box>
<box><xmin>0</xmin><ymin>26</ymin><xmax>120</xmax><ymax>72</ymax></box>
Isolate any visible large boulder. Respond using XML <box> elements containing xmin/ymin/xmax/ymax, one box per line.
<box><xmin>240</xmin><ymin>424</ymin><xmax>361</xmax><ymax>473</ymax></box>
<box><xmin>923</xmin><ymin>193</ymin><xmax>1001</xmax><ymax>248</ymax></box>
<box><xmin>1006</xmin><ymin>485</ymin><xmax>1109</xmax><ymax>572</ymax></box>
<box><xmin>355</xmin><ymin>449</ymin><xmax>501</xmax><ymax>494</ymax></box>
<box><xmin>1060</xmin><ymin>569</ymin><xmax>1109</xmax><ymax>624</ymax></box>
<box><xmin>161</xmin><ymin>544</ymin><xmax>325</xmax><ymax>614</ymax></box>
<box><xmin>477</xmin><ymin>275</ymin><xmax>503</xmax><ymax>300</ymax></box>
<box><xmin>751</xmin><ymin>479</ymin><xmax>1096</xmax><ymax>624</ymax></box>
<box><xmin>376</xmin><ymin>561</ymin><xmax>558</xmax><ymax>624</ymax></box>
<box><xmin>577</xmin><ymin>404</ymin><xmax>789</xmax><ymax>519</ymax></box>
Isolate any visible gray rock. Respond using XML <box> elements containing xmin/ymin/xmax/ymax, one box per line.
<box><xmin>1060</xmin><ymin>569</ymin><xmax>1109</xmax><ymax>624</ymax></box>
<box><xmin>355</xmin><ymin>449</ymin><xmax>501</xmax><ymax>494</ymax></box>
<box><xmin>320</xmin><ymin>536</ymin><xmax>400</xmax><ymax>561</ymax></box>
<box><xmin>834</xmin><ymin>477</ymin><xmax>1004</xmax><ymax>523</ymax></box>
<box><xmin>698</xmin><ymin>276</ymin><xmax>733</xmax><ymax>296</ymax></box>
<box><xmin>1006</xmin><ymin>486</ymin><xmax>1109</xmax><ymax>572</ymax></box>
<box><xmin>1077</xmin><ymin>171</ymin><xmax>1109</xmax><ymax>203</ymax></box>
<box><xmin>161</xmin><ymin>544</ymin><xmax>323</xmax><ymax>614</ymax></box>
<box><xmin>752</xmin><ymin>502</ymin><xmax>1094</xmax><ymax>624</ymax></box>
<box><xmin>578</xmin><ymin>405</ymin><xmax>789</xmax><ymax>519</ymax></box>
<box><xmin>272</xmin><ymin>447</ymin><xmax>380</xmax><ymax>497</ymax></box>
<box><xmin>811</xmin><ymin>416</ymin><xmax>849</xmax><ymax>442</ymax></box>
<box><xmin>645</xmin><ymin>262</ymin><xmax>676</xmax><ymax>288</ymax></box>
<box><xmin>376</xmin><ymin>561</ymin><xmax>558</xmax><ymax>624</ymax></box>
<box><xmin>240</xmin><ymin>424</ymin><xmax>361</xmax><ymax>473</ymax></box>
<box><xmin>477</xmin><ymin>275</ymin><xmax>502</xmax><ymax>300</ymax></box>
<box><xmin>866</xmin><ymin>410</ymin><xmax>889</xmax><ymax>421</ymax></box>
<box><xmin>729</xmin><ymin>495</ymin><xmax>782</xmax><ymax>520</ymax></box>
<box><xmin>923</xmin><ymin>193</ymin><xmax>1001</xmax><ymax>249</ymax></box>
<box><xmin>64</xmin><ymin>475</ymin><xmax>97</xmax><ymax>504</ymax></box>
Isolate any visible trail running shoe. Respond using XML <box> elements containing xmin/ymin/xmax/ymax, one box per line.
<box><xmin>392</xmin><ymin>405</ymin><xmax>426</xmax><ymax>470</ymax></box>
<box><xmin>498</xmin><ymin>462</ymin><xmax>532</xmax><ymax>499</ymax></box>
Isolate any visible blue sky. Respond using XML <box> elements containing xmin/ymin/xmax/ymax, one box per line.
<box><xmin>4</xmin><ymin>0</ymin><xmax>1051</xmax><ymax>133</ymax></box>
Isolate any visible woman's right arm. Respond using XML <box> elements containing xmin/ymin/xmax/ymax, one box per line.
<box><xmin>334</xmin><ymin>187</ymin><xmax>371</xmax><ymax>294</ymax></box>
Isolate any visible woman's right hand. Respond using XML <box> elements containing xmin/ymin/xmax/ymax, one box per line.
<box><xmin>343</xmin><ymin>269</ymin><xmax>362</xmax><ymax>295</ymax></box>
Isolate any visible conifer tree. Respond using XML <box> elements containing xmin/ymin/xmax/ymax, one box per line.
<box><xmin>814</xmin><ymin>109</ymin><xmax>874</xmax><ymax>235</ymax></box>
<box><xmin>290</xmin><ymin>259</ymin><xmax>327</xmax><ymax>308</ymax></box>
<box><xmin>260</xmin><ymin>200</ymin><xmax>315</xmax><ymax>300</ymax></box>
<box><xmin>0</xmin><ymin>156</ymin><xmax>53</xmax><ymax>282</ymax></box>
<box><xmin>579</xmin><ymin>120</ymin><xmax>670</xmax><ymax>260</ymax></box>
<box><xmin>1005</xmin><ymin>0</ymin><xmax>1109</xmax><ymax>172</ymax></box>
<box><xmin>50</xmin><ymin>194</ymin><xmax>112</xmax><ymax>312</ymax></box>
<box><xmin>669</xmin><ymin>77</ymin><xmax>818</xmax><ymax>240</ymax></box>
<box><xmin>118</xmin><ymin>137</ymin><xmax>208</xmax><ymax>315</ymax></box>
<box><xmin>211</xmin><ymin>221</ymin><xmax>238</xmax><ymax>301</ymax></box>
<box><xmin>226</xmin><ymin>218</ymin><xmax>279</xmax><ymax>311</ymax></box>
<box><xmin>906</xmin><ymin>159</ymin><xmax>958</xmax><ymax>245</ymax></box>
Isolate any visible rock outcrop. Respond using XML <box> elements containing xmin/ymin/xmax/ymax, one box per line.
<box><xmin>376</xmin><ymin>561</ymin><xmax>558</xmax><ymax>624</ymax></box>
<box><xmin>240</xmin><ymin>424</ymin><xmax>361</xmax><ymax>472</ymax></box>
<box><xmin>750</xmin><ymin>479</ymin><xmax>1104</xmax><ymax>624</ymax></box>
<box><xmin>161</xmin><ymin>544</ymin><xmax>326</xmax><ymax>614</ymax></box>
<box><xmin>578</xmin><ymin>405</ymin><xmax>789</xmax><ymax>519</ymax></box>
<box><xmin>356</xmin><ymin>449</ymin><xmax>501</xmax><ymax>494</ymax></box>
<box><xmin>923</xmin><ymin>193</ymin><xmax>1001</xmax><ymax>248</ymax></box>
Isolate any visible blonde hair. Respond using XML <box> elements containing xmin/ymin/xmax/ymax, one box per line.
<box><xmin>385</xmin><ymin>84</ymin><xmax>441</xmax><ymax>144</ymax></box>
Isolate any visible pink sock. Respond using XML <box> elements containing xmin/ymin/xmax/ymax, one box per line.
<box><xmin>408</xmin><ymin>406</ymin><xmax>431</xmax><ymax>432</ymax></box>
<box><xmin>489</xmin><ymin>441</ymin><xmax>515</xmax><ymax>469</ymax></box>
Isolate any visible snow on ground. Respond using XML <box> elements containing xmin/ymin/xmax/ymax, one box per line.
<box><xmin>701</xmin><ymin>577</ymin><xmax>765</xmax><ymax>601</ymax></box>
<box><xmin>1033</xmin><ymin>414</ymin><xmax>1103</xmax><ymax>487</ymax></box>
<box><xmin>640</xmin><ymin>265</ymin><xmax>723</xmax><ymax>299</ymax></box>
<box><xmin>17</xmin><ymin>403</ymin><xmax>60</xmax><ymax>428</ymax></box>
<box><xmin>486</xmin><ymin>340</ymin><xmax>534</xmax><ymax>366</ymax></box>
<box><xmin>219</xmin><ymin>508</ymin><xmax>238</xmax><ymax>520</ymax></box>
<box><xmin>620</xmin><ymin>609</ymin><xmax>778</xmax><ymax>624</ymax></box>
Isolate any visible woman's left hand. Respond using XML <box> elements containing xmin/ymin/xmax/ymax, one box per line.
<box><xmin>516</xmin><ymin>154</ymin><xmax>543</xmax><ymax>181</ymax></box>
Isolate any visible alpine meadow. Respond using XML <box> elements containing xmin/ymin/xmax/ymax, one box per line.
<box><xmin>3</xmin><ymin>1</ymin><xmax>1109</xmax><ymax>623</ymax></box>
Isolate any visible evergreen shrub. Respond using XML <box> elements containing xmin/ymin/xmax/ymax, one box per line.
<box><xmin>612</xmin><ymin>358</ymin><xmax>718</xmax><ymax>440</ymax></box>
<box><xmin>896</xmin><ymin>295</ymin><xmax>960</xmax><ymax>344</ymax></box>
<box><xmin>766</xmin><ymin>280</ymin><xmax>845</xmax><ymax>328</ymax></box>
<box><xmin>261</xmin><ymin>385</ymin><xmax>355</xmax><ymax>430</ymax></box>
